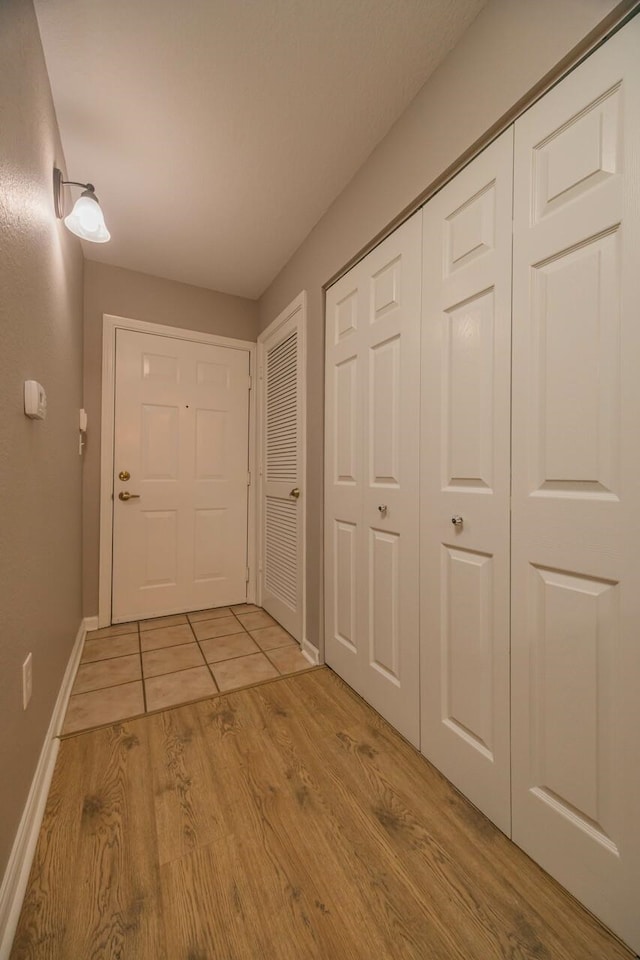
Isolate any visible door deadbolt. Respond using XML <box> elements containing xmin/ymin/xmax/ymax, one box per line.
<box><xmin>118</xmin><ymin>470</ymin><xmax>130</xmax><ymax>481</ymax></box>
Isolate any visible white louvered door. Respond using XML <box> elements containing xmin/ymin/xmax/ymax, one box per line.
<box><xmin>325</xmin><ymin>213</ymin><xmax>422</xmax><ymax>746</ymax></box>
<box><xmin>258</xmin><ymin>295</ymin><xmax>306</xmax><ymax>640</ymax></box>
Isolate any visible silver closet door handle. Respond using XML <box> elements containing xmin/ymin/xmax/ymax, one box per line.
<box><xmin>378</xmin><ymin>505</ymin><xmax>388</xmax><ymax>515</ymax></box>
<box><xmin>451</xmin><ymin>515</ymin><xmax>463</xmax><ymax>526</ymax></box>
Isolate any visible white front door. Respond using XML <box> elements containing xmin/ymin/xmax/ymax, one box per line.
<box><xmin>112</xmin><ymin>329</ymin><xmax>251</xmax><ymax>622</ymax></box>
<box><xmin>420</xmin><ymin>129</ymin><xmax>514</xmax><ymax>834</ymax></box>
<box><xmin>325</xmin><ymin>212</ymin><xmax>421</xmax><ymax>746</ymax></box>
<box><xmin>258</xmin><ymin>294</ymin><xmax>306</xmax><ymax>640</ymax></box>
<box><xmin>511</xmin><ymin>19</ymin><xmax>640</xmax><ymax>952</ymax></box>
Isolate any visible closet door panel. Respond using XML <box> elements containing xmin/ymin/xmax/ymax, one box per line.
<box><xmin>325</xmin><ymin>282</ymin><xmax>365</xmax><ymax>684</ymax></box>
<box><xmin>326</xmin><ymin>212</ymin><xmax>421</xmax><ymax>746</ymax></box>
<box><xmin>420</xmin><ymin>129</ymin><xmax>514</xmax><ymax>834</ymax></box>
<box><xmin>511</xmin><ymin>18</ymin><xmax>640</xmax><ymax>952</ymax></box>
<box><xmin>361</xmin><ymin>216</ymin><xmax>421</xmax><ymax>746</ymax></box>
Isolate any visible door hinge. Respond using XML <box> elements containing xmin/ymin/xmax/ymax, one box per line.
<box><xmin>247</xmin><ymin>471</ymin><xmax>251</xmax><ymax>486</ymax></box>
<box><xmin>248</xmin><ymin>375</ymin><xmax>253</xmax><ymax>391</ymax></box>
<box><xmin>245</xmin><ymin>567</ymin><xmax>250</xmax><ymax>582</ymax></box>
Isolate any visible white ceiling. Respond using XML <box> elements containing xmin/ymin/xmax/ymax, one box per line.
<box><xmin>35</xmin><ymin>0</ymin><xmax>485</xmax><ymax>299</ymax></box>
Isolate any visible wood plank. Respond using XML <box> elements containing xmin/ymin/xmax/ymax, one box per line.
<box><xmin>10</xmin><ymin>668</ymin><xmax>634</xmax><ymax>960</ymax></box>
<box><xmin>11</xmin><ymin>722</ymin><xmax>166</xmax><ymax>960</ymax></box>
<box><xmin>149</xmin><ymin>704</ymin><xmax>234</xmax><ymax>866</ymax></box>
<box><xmin>9</xmin><ymin>737</ymin><xmax>84</xmax><ymax>959</ymax></box>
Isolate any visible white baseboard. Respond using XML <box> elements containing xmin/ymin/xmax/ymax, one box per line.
<box><xmin>301</xmin><ymin>637</ymin><xmax>321</xmax><ymax>666</ymax></box>
<box><xmin>0</xmin><ymin>617</ymin><xmax>88</xmax><ymax>959</ymax></box>
<box><xmin>84</xmin><ymin>615</ymin><xmax>98</xmax><ymax>633</ymax></box>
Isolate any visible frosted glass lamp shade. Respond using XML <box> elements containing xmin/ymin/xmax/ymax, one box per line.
<box><xmin>64</xmin><ymin>192</ymin><xmax>110</xmax><ymax>243</ymax></box>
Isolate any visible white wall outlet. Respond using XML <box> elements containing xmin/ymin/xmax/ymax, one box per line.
<box><xmin>22</xmin><ymin>653</ymin><xmax>33</xmax><ymax>710</ymax></box>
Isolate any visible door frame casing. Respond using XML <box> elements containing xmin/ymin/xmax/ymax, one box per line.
<box><xmin>98</xmin><ymin>313</ymin><xmax>257</xmax><ymax>628</ymax></box>
<box><xmin>256</xmin><ymin>292</ymin><xmax>309</xmax><ymax>654</ymax></box>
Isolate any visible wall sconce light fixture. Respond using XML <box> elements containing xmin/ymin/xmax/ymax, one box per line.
<box><xmin>53</xmin><ymin>167</ymin><xmax>111</xmax><ymax>243</ymax></box>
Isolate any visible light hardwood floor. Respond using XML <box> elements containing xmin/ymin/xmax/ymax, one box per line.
<box><xmin>10</xmin><ymin>668</ymin><xmax>633</xmax><ymax>959</ymax></box>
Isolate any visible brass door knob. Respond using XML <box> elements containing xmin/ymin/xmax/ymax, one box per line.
<box><xmin>119</xmin><ymin>491</ymin><xmax>140</xmax><ymax>501</ymax></box>
<box><xmin>290</xmin><ymin>487</ymin><xmax>301</xmax><ymax>499</ymax></box>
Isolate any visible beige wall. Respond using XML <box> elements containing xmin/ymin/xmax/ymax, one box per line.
<box><xmin>82</xmin><ymin>260</ymin><xmax>259</xmax><ymax>616</ymax></box>
<box><xmin>0</xmin><ymin>0</ymin><xmax>84</xmax><ymax>880</ymax></box>
<box><xmin>258</xmin><ymin>0</ymin><xmax>626</xmax><ymax>651</ymax></box>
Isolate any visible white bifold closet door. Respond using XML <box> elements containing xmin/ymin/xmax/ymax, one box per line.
<box><xmin>420</xmin><ymin>129</ymin><xmax>514</xmax><ymax>834</ymax></box>
<box><xmin>511</xmin><ymin>19</ymin><xmax>640</xmax><ymax>952</ymax></box>
<box><xmin>325</xmin><ymin>213</ymin><xmax>421</xmax><ymax>746</ymax></box>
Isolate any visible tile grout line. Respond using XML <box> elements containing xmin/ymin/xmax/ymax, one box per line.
<box><xmin>189</xmin><ymin>615</ymin><xmax>220</xmax><ymax>694</ymax></box>
<box><xmin>203</xmin><ymin>607</ymin><xmax>258</xmax><ymax>689</ymax></box>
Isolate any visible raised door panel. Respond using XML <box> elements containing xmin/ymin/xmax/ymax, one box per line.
<box><xmin>445</xmin><ymin>181</ymin><xmax>496</xmax><ymax>274</ymax></box>
<box><xmin>443</xmin><ymin>291</ymin><xmax>495</xmax><ymax>491</ymax></box>
<box><xmin>140</xmin><ymin>511</ymin><xmax>177</xmax><ymax>588</ymax></box>
<box><xmin>195</xmin><ymin>410</ymin><xmax>227</xmax><ymax>480</ymax></box>
<box><xmin>511</xmin><ymin>19</ymin><xmax>640</xmax><ymax>952</ymax></box>
<box><xmin>420</xmin><ymin>128</ymin><xmax>513</xmax><ymax>834</ymax></box>
<box><xmin>193</xmin><ymin>509</ymin><xmax>226</xmax><ymax>582</ymax></box>
<box><xmin>335</xmin><ymin>357</ymin><xmax>358</xmax><ymax>485</ymax></box>
<box><xmin>369</xmin><ymin>336</ymin><xmax>400</xmax><ymax>487</ymax></box>
<box><xmin>333</xmin><ymin>520</ymin><xmax>357</xmax><ymax>653</ymax></box>
<box><xmin>368</xmin><ymin>528</ymin><xmax>400</xmax><ymax>682</ymax></box>
<box><xmin>441</xmin><ymin>546</ymin><xmax>495</xmax><ymax>760</ymax></box>
<box><xmin>527</xmin><ymin>231</ymin><xmax>620</xmax><ymax>497</ymax></box>
<box><xmin>526</xmin><ymin>565</ymin><xmax>618</xmax><ymax>848</ymax></box>
<box><xmin>141</xmin><ymin>405</ymin><xmax>180</xmax><ymax>480</ymax></box>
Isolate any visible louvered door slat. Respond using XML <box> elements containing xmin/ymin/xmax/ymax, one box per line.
<box><xmin>266</xmin><ymin>332</ymin><xmax>297</xmax><ymax>485</ymax></box>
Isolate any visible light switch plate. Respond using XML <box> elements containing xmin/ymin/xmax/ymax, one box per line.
<box><xmin>24</xmin><ymin>380</ymin><xmax>47</xmax><ymax>420</ymax></box>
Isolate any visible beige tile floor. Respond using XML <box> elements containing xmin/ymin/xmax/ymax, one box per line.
<box><xmin>62</xmin><ymin>604</ymin><xmax>312</xmax><ymax>735</ymax></box>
